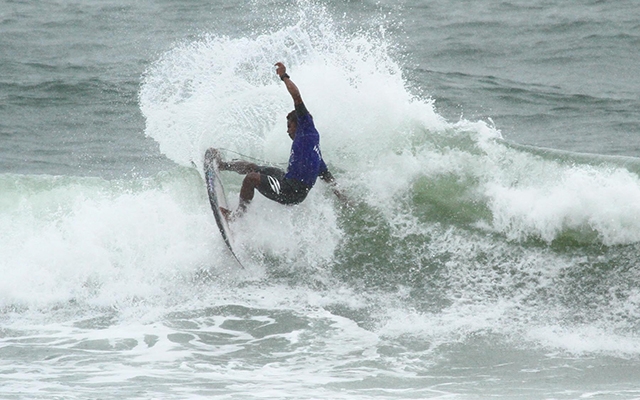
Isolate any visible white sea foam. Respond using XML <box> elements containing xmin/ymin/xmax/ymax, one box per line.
<box><xmin>6</xmin><ymin>0</ymin><xmax>640</xmax><ymax>398</ymax></box>
<box><xmin>140</xmin><ymin>0</ymin><xmax>640</xmax><ymax>250</ymax></box>
<box><xmin>0</xmin><ymin>173</ymin><xmax>227</xmax><ymax>311</ymax></box>
<box><xmin>4</xmin><ymin>6</ymin><xmax>640</xmax><ymax>394</ymax></box>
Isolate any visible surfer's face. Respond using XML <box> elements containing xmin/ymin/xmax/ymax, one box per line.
<box><xmin>287</xmin><ymin>118</ymin><xmax>297</xmax><ymax>140</ymax></box>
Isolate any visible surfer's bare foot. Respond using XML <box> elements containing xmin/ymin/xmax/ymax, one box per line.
<box><xmin>219</xmin><ymin>207</ymin><xmax>233</xmax><ymax>222</ymax></box>
<box><xmin>209</xmin><ymin>148</ymin><xmax>226</xmax><ymax>170</ymax></box>
<box><xmin>205</xmin><ymin>147</ymin><xmax>230</xmax><ymax>171</ymax></box>
<box><xmin>220</xmin><ymin>203</ymin><xmax>248</xmax><ymax>222</ymax></box>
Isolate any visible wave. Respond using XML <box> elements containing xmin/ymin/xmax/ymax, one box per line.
<box><xmin>3</xmin><ymin>1</ymin><xmax>640</xmax><ymax>356</ymax></box>
<box><xmin>0</xmin><ymin>170</ymin><xmax>225</xmax><ymax>309</ymax></box>
<box><xmin>137</xmin><ymin>2</ymin><xmax>640</xmax><ymax>355</ymax></box>
<box><xmin>139</xmin><ymin>2</ymin><xmax>640</xmax><ymax>248</ymax></box>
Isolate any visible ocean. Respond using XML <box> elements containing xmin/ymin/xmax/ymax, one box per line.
<box><xmin>2</xmin><ymin>0</ymin><xmax>640</xmax><ymax>398</ymax></box>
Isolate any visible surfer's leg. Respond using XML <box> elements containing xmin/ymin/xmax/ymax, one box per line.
<box><xmin>235</xmin><ymin>172</ymin><xmax>261</xmax><ymax>217</ymax></box>
<box><xmin>208</xmin><ymin>148</ymin><xmax>258</xmax><ymax>174</ymax></box>
<box><xmin>225</xmin><ymin>160</ymin><xmax>259</xmax><ymax>174</ymax></box>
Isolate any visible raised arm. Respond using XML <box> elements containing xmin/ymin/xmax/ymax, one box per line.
<box><xmin>275</xmin><ymin>62</ymin><xmax>303</xmax><ymax>105</ymax></box>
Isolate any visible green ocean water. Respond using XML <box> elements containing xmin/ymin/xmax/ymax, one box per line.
<box><xmin>2</xmin><ymin>1</ymin><xmax>640</xmax><ymax>398</ymax></box>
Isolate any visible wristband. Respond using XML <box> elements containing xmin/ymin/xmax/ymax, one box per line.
<box><xmin>280</xmin><ymin>73</ymin><xmax>290</xmax><ymax>81</ymax></box>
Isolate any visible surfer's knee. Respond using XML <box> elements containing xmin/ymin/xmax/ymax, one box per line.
<box><xmin>240</xmin><ymin>172</ymin><xmax>261</xmax><ymax>202</ymax></box>
<box><xmin>243</xmin><ymin>172</ymin><xmax>261</xmax><ymax>187</ymax></box>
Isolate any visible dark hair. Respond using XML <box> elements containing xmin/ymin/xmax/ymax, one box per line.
<box><xmin>286</xmin><ymin>110</ymin><xmax>297</xmax><ymax>124</ymax></box>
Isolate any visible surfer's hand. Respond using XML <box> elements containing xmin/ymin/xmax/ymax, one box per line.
<box><xmin>275</xmin><ymin>62</ymin><xmax>286</xmax><ymax>77</ymax></box>
<box><xmin>333</xmin><ymin>189</ymin><xmax>352</xmax><ymax>208</ymax></box>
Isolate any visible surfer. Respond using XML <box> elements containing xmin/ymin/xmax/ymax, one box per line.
<box><xmin>212</xmin><ymin>62</ymin><xmax>346</xmax><ymax>219</ymax></box>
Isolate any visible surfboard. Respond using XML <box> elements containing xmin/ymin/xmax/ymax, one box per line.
<box><xmin>203</xmin><ymin>148</ymin><xmax>244</xmax><ymax>269</ymax></box>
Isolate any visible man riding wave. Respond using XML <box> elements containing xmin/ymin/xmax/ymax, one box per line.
<box><xmin>207</xmin><ymin>62</ymin><xmax>345</xmax><ymax>219</ymax></box>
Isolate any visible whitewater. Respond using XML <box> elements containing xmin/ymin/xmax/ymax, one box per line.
<box><xmin>2</xmin><ymin>1</ymin><xmax>640</xmax><ymax>398</ymax></box>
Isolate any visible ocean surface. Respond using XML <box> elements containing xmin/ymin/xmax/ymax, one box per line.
<box><xmin>2</xmin><ymin>0</ymin><xmax>640</xmax><ymax>398</ymax></box>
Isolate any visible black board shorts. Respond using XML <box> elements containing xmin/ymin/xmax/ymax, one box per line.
<box><xmin>256</xmin><ymin>166</ymin><xmax>310</xmax><ymax>205</ymax></box>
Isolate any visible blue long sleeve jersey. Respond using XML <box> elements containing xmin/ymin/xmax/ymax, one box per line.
<box><xmin>284</xmin><ymin>103</ymin><xmax>329</xmax><ymax>188</ymax></box>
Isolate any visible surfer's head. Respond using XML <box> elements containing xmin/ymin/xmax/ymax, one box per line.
<box><xmin>286</xmin><ymin>110</ymin><xmax>297</xmax><ymax>140</ymax></box>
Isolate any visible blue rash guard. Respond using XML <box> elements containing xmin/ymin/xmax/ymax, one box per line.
<box><xmin>284</xmin><ymin>103</ymin><xmax>328</xmax><ymax>188</ymax></box>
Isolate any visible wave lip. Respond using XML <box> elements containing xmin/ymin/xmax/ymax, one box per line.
<box><xmin>139</xmin><ymin>2</ymin><xmax>446</xmax><ymax>169</ymax></box>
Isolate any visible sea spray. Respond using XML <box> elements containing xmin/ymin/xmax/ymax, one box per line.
<box><xmin>3</xmin><ymin>0</ymin><xmax>640</xmax><ymax>367</ymax></box>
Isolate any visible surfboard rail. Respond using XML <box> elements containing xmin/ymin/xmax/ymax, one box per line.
<box><xmin>204</xmin><ymin>148</ymin><xmax>244</xmax><ymax>269</ymax></box>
